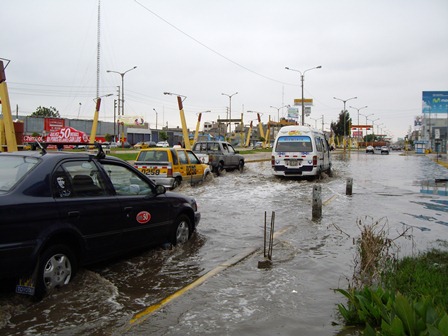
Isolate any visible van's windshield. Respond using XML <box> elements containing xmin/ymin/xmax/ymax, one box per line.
<box><xmin>275</xmin><ymin>136</ymin><xmax>313</xmax><ymax>152</ymax></box>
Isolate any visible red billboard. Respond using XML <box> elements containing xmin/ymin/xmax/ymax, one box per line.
<box><xmin>45</xmin><ymin>127</ymin><xmax>89</xmax><ymax>143</ymax></box>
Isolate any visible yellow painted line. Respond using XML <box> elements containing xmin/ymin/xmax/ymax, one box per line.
<box><xmin>124</xmin><ymin>225</ymin><xmax>293</xmax><ymax>331</ymax></box>
<box><xmin>323</xmin><ymin>194</ymin><xmax>338</xmax><ymax>206</ymax></box>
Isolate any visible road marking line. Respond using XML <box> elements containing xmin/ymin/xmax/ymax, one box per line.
<box><xmin>323</xmin><ymin>195</ymin><xmax>338</xmax><ymax>206</ymax></box>
<box><xmin>125</xmin><ymin>225</ymin><xmax>293</xmax><ymax>331</ymax></box>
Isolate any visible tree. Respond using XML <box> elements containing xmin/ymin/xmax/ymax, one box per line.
<box><xmin>31</xmin><ymin>106</ymin><xmax>60</xmax><ymax>118</ymax></box>
<box><xmin>159</xmin><ymin>131</ymin><xmax>168</xmax><ymax>141</ymax></box>
<box><xmin>104</xmin><ymin>133</ymin><xmax>113</xmax><ymax>142</ymax></box>
<box><xmin>330</xmin><ymin>110</ymin><xmax>352</xmax><ymax>137</ymax></box>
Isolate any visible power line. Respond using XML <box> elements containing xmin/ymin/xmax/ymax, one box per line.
<box><xmin>134</xmin><ymin>0</ymin><xmax>296</xmax><ymax>86</ymax></box>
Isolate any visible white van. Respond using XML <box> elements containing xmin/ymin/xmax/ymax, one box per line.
<box><xmin>271</xmin><ymin>125</ymin><xmax>332</xmax><ymax>178</ymax></box>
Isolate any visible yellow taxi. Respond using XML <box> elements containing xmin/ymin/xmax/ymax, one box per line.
<box><xmin>134</xmin><ymin>147</ymin><xmax>211</xmax><ymax>189</ymax></box>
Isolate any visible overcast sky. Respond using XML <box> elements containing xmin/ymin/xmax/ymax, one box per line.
<box><xmin>2</xmin><ymin>0</ymin><xmax>448</xmax><ymax>141</ymax></box>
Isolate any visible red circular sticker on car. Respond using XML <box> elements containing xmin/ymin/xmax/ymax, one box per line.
<box><xmin>136</xmin><ymin>211</ymin><xmax>151</xmax><ymax>224</ymax></box>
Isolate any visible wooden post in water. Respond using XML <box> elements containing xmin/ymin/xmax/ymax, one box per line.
<box><xmin>312</xmin><ymin>185</ymin><xmax>322</xmax><ymax>220</ymax></box>
<box><xmin>346</xmin><ymin>177</ymin><xmax>353</xmax><ymax>195</ymax></box>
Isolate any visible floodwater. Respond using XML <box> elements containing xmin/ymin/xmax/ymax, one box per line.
<box><xmin>1</xmin><ymin>151</ymin><xmax>447</xmax><ymax>335</ymax></box>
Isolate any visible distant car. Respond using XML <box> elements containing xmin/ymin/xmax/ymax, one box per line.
<box><xmin>253</xmin><ymin>141</ymin><xmax>263</xmax><ymax>149</ymax></box>
<box><xmin>134</xmin><ymin>147</ymin><xmax>211</xmax><ymax>189</ymax></box>
<box><xmin>0</xmin><ymin>142</ymin><xmax>200</xmax><ymax>298</ymax></box>
<box><xmin>156</xmin><ymin>141</ymin><xmax>170</xmax><ymax>147</ymax></box>
<box><xmin>380</xmin><ymin>146</ymin><xmax>390</xmax><ymax>155</ymax></box>
<box><xmin>133</xmin><ymin>142</ymin><xmax>150</xmax><ymax>149</ymax></box>
<box><xmin>366</xmin><ymin>146</ymin><xmax>374</xmax><ymax>154</ymax></box>
<box><xmin>116</xmin><ymin>141</ymin><xmax>132</xmax><ymax>148</ymax></box>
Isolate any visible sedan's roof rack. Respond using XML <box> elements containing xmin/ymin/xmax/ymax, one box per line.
<box><xmin>33</xmin><ymin>142</ymin><xmax>107</xmax><ymax>159</ymax></box>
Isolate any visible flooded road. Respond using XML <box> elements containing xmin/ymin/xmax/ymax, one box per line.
<box><xmin>1</xmin><ymin>151</ymin><xmax>447</xmax><ymax>335</ymax></box>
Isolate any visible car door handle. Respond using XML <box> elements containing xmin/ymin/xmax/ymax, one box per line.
<box><xmin>124</xmin><ymin>207</ymin><xmax>133</xmax><ymax>218</ymax></box>
<box><xmin>68</xmin><ymin>211</ymin><xmax>80</xmax><ymax>218</ymax></box>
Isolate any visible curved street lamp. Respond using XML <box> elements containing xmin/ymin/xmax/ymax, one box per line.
<box><xmin>285</xmin><ymin>65</ymin><xmax>322</xmax><ymax>125</ymax></box>
<box><xmin>106</xmin><ymin>66</ymin><xmax>137</xmax><ymax>117</ymax></box>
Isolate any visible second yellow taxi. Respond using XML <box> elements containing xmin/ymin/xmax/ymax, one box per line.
<box><xmin>134</xmin><ymin>147</ymin><xmax>211</xmax><ymax>189</ymax></box>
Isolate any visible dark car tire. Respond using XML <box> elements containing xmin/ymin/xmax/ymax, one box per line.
<box><xmin>34</xmin><ymin>244</ymin><xmax>77</xmax><ymax>299</ymax></box>
<box><xmin>171</xmin><ymin>215</ymin><xmax>191</xmax><ymax>246</ymax></box>
<box><xmin>238</xmin><ymin>160</ymin><xmax>244</xmax><ymax>173</ymax></box>
<box><xmin>173</xmin><ymin>177</ymin><xmax>182</xmax><ymax>189</ymax></box>
<box><xmin>215</xmin><ymin>162</ymin><xmax>225</xmax><ymax>176</ymax></box>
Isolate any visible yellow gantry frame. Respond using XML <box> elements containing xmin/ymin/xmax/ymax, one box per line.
<box><xmin>89</xmin><ymin>98</ymin><xmax>102</xmax><ymax>144</ymax></box>
<box><xmin>177</xmin><ymin>96</ymin><xmax>191</xmax><ymax>150</ymax></box>
<box><xmin>0</xmin><ymin>61</ymin><xmax>18</xmax><ymax>152</ymax></box>
<box><xmin>245</xmin><ymin>121</ymin><xmax>253</xmax><ymax>147</ymax></box>
<box><xmin>193</xmin><ymin>112</ymin><xmax>202</xmax><ymax>145</ymax></box>
<box><xmin>256</xmin><ymin>113</ymin><xmax>266</xmax><ymax>148</ymax></box>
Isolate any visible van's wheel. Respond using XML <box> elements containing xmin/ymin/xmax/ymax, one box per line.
<box><xmin>173</xmin><ymin>177</ymin><xmax>181</xmax><ymax>189</ymax></box>
<box><xmin>171</xmin><ymin>215</ymin><xmax>191</xmax><ymax>245</ymax></box>
<box><xmin>34</xmin><ymin>244</ymin><xmax>76</xmax><ymax>299</ymax></box>
<box><xmin>238</xmin><ymin>160</ymin><xmax>244</xmax><ymax>172</ymax></box>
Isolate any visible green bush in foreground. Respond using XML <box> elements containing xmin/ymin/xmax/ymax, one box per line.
<box><xmin>337</xmin><ymin>287</ymin><xmax>448</xmax><ymax>335</ymax></box>
<box><xmin>335</xmin><ymin>218</ymin><xmax>448</xmax><ymax>334</ymax></box>
<box><xmin>336</xmin><ymin>249</ymin><xmax>448</xmax><ymax>335</ymax></box>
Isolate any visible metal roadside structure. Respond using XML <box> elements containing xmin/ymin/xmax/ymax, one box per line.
<box><xmin>0</xmin><ymin>59</ymin><xmax>18</xmax><ymax>152</ymax></box>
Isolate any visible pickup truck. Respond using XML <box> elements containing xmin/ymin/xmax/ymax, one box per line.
<box><xmin>192</xmin><ymin>141</ymin><xmax>245</xmax><ymax>175</ymax></box>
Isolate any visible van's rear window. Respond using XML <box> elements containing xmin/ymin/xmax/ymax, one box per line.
<box><xmin>275</xmin><ymin>136</ymin><xmax>313</xmax><ymax>152</ymax></box>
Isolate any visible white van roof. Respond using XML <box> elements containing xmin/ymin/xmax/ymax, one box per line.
<box><xmin>277</xmin><ymin>125</ymin><xmax>322</xmax><ymax>135</ymax></box>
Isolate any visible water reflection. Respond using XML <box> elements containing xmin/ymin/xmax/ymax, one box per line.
<box><xmin>1</xmin><ymin>152</ymin><xmax>447</xmax><ymax>335</ymax></box>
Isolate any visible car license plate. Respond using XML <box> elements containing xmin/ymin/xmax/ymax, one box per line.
<box><xmin>289</xmin><ymin>159</ymin><xmax>298</xmax><ymax>166</ymax></box>
<box><xmin>140</xmin><ymin>167</ymin><xmax>163</xmax><ymax>175</ymax></box>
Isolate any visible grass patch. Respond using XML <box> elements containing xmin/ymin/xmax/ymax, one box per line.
<box><xmin>382</xmin><ymin>249</ymin><xmax>448</xmax><ymax>309</ymax></box>
<box><xmin>109</xmin><ymin>152</ymin><xmax>138</xmax><ymax>161</ymax></box>
<box><xmin>334</xmin><ymin>217</ymin><xmax>448</xmax><ymax>334</ymax></box>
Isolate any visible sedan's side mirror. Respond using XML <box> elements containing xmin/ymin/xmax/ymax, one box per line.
<box><xmin>155</xmin><ymin>184</ymin><xmax>166</xmax><ymax>195</ymax></box>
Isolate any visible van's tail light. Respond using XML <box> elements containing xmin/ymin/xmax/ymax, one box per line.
<box><xmin>167</xmin><ymin>167</ymin><xmax>173</xmax><ymax>177</ymax></box>
<box><xmin>313</xmin><ymin>155</ymin><xmax>317</xmax><ymax>166</ymax></box>
<box><xmin>271</xmin><ymin>156</ymin><xmax>275</xmax><ymax>166</ymax></box>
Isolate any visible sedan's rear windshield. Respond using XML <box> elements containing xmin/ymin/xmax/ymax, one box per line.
<box><xmin>0</xmin><ymin>156</ymin><xmax>40</xmax><ymax>192</ymax></box>
<box><xmin>275</xmin><ymin>136</ymin><xmax>313</xmax><ymax>152</ymax></box>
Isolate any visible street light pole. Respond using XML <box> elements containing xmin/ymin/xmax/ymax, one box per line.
<box><xmin>153</xmin><ymin>108</ymin><xmax>158</xmax><ymax>130</ymax></box>
<box><xmin>270</xmin><ymin>105</ymin><xmax>288</xmax><ymax>122</ymax></box>
<box><xmin>107</xmin><ymin>66</ymin><xmax>137</xmax><ymax>117</ymax></box>
<box><xmin>360</xmin><ymin>113</ymin><xmax>374</xmax><ymax>146</ymax></box>
<box><xmin>285</xmin><ymin>65</ymin><xmax>322</xmax><ymax>125</ymax></box>
<box><xmin>349</xmin><ymin>105</ymin><xmax>368</xmax><ymax>150</ymax></box>
<box><xmin>333</xmin><ymin>96</ymin><xmax>357</xmax><ymax>151</ymax></box>
<box><xmin>221</xmin><ymin>92</ymin><xmax>238</xmax><ymax>134</ymax></box>
<box><xmin>370</xmin><ymin>118</ymin><xmax>380</xmax><ymax>146</ymax></box>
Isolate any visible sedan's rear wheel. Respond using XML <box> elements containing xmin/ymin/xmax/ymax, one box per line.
<box><xmin>171</xmin><ymin>215</ymin><xmax>191</xmax><ymax>245</ymax></box>
<box><xmin>35</xmin><ymin>245</ymin><xmax>76</xmax><ymax>299</ymax></box>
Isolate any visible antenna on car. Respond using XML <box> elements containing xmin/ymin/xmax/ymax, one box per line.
<box><xmin>34</xmin><ymin>141</ymin><xmax>47</xmax><ymax>155</ymax></box>
<box><xmin>94</xmin><ymin>142</ymin><xmax>106</xmax><ymax>159</ymax></box>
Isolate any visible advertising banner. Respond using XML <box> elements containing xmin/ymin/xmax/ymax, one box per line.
<box><xmin>422</xmin><ymin>91</ymin><xmax>448</xmax><ymax>114</ymax></box>
<box><xmin>45</xmin><ymin>127</ymin><xmax>89</xmax><ymax>143</ymax></box>
<box><xmin>44</xmin><ymin>118</ymin><xmax>65</xmax><ymax>131</ymax></box>
<box><xmin>287</xmin><ymin>107</ymin><xmax>299</xmax><ymax>118</ymax></box>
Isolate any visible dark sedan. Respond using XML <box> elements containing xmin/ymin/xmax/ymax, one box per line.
<box><xmin>0</xmin><ymin>143</ymin><xmax>200</xmax><ymax>298</ymax></box>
